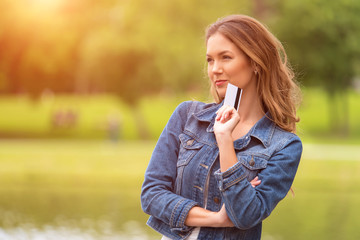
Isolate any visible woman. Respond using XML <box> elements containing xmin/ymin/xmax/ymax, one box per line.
<box><xmin>141</xmin><ymin>15</ymin><xmax>302</xmax><ymax>240</ymax></box>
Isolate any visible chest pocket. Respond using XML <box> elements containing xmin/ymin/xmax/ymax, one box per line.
<box><xmin>177</xmin><ymin>133</ymin><xmax>204</xmax><ymax>166</ymax></box>
<box><xmin>238</xmin><ymin>154</ymin><xmax>268</xmax><ymax>181</ymax></box>
<box><xmin>175</xmin><ymin>133</ymin><xmax>204</xmax><ymax>195</ymax></box>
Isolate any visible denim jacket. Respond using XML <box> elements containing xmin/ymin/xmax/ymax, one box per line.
<box><xmin>141</xmin><ymin>101</ymin><xmax>302</xmax><ymax>240</ymax></box>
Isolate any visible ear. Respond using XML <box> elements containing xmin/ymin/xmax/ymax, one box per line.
<box><xmin>251</xmin><ymin>60</ymin><xmax>259</xmax><ymax>74</ymax></box>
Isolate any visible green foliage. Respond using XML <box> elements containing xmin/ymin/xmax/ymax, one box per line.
<box><xmin>268</xmin><ymin>0</ymin><xmax>360</xmax><ymax>134</ymax></box>
<box><xmin>272</xmin><ymin>0</ymin><xmax>360</xmax><ymax>90</ymax></box>
<box><xmin>0</xmin><ymin>0</ymin><xmax>253</xmax><ymax>103</ymax></box>
<box><xmin>1</xmin><ymin>0</ymin><xmax>360</xmax><ymax>139</ymax></box>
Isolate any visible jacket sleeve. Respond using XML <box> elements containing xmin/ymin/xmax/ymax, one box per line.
<box><xmin>214</xmin><ymin>135</ymin><xmax>302</xmax><ymax>229</ymax></box>
<box><xmin>141</xmin><ymin>101</ymin><xmax>198</xmax><ymax>233</ymax></box>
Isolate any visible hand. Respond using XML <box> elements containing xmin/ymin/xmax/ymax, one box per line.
<box><xmin>250</xmin><ymin>176</ymin><xmax>261</xmax><ymax>188</ymax></box>
<box><xmin>214</xmin><ymin>204</ymin><xmax>235</xmax><ymax>227</ymax></box>
<box><xmin>214</xmin><ymin>105</ymin><xmax>240</xmax><ymax>137</ymax></box>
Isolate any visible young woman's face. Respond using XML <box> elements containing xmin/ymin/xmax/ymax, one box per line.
<box><xmin>206</xmin><ymin>33</ymin><xmax>255</xmax><ymax>99</ymax></box>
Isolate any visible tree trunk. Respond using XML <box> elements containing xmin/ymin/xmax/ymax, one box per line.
<box><xmin>340</xmin><ymin>90</ymin><xmax>349</xmax><ymax>137</ymax></box>
<box><xmin>327</xmin><ymin>90</ymin><xmax>339</xmax><ymax>133</ymax></box>
<box><xmin>327</xmin><ymin>89</ymin><xmax>350</xmax><ymax>137</ymax></box>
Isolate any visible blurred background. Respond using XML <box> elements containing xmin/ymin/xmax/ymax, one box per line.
<box><xmin>0</xmin><ymin>0</ymin><xmax>360</xmax><ymax>239</ymax></box>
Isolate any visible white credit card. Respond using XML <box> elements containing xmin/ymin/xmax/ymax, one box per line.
<box><xmin>224</xmin><ymin>83</ymin><xmax>242</xmax><ymax>110</ymax></box>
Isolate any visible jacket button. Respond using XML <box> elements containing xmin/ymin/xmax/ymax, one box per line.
<box><xmin>186</xmin><ymin>139</ymin><xmax>194</xmax><ymax>146</ymax></box>
<box><xmin>214</xmin><ymin>197</ymin><xmax>220</xmax><ymax>204</ymax></box>
<box><xmin>249</xmin><ymin>156</ymin><xmax>255</xmax><ymax>166</ymax></box>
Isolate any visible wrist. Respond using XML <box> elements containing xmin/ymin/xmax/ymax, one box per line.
<box><xmin>215</xmin><ymin>132</ymin><xmax>233</xmax><ymax>146</ymax></box>
<box><xmin>207</xmin><ymin>211</ymin><xmax>222</xmax><ymax>227</ymax></box>
<box><xmin>215</xmin><ymin>129</ymin><xmax>232</xmax><ymax>138</ymax></box>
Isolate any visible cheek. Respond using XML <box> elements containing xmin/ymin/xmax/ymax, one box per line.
<box><xmin>230</xmin><ymin>63</ymin><xmax>252</xmax><ymax>79</ymax></box>
<box><xmin>207</xmin><ymin>66</ymin><xmax>212</xmax><ymax>77</ymax></box>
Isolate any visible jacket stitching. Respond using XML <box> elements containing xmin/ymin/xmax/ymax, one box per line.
<box><xmin>170</xmin><ymin>199</ymin><xmax>184</xmax><ymax>227</ymax></box>
<box><xmin>179</xmin><ymin>202</ymin><xmax>196</xmax><ymax>229</ymax></box>
<box><xmin>224</xmin><ymin>175</ymin><xmax>247</xmax><ymax>190</ymax></box>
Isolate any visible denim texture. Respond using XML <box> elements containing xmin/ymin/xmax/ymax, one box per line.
<box><xmin>141</xmin><ymin>101</ymin><xmax>302</xmax><ymax>240</ymax></box>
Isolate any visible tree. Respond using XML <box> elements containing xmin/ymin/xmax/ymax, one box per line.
<box><xmin>0</xmin><ymin>0</ymin><xmax>83</xmax><ymax>97</ymax></box>
<box><xmin>272</xmin><ymin>0</ymin><xmax>360</xmax><ymax>135</ymax></box>
<box><xmin>0</xmin><ymin>0</ymin><xmax>257</xmax><ymax>139</ymax></box>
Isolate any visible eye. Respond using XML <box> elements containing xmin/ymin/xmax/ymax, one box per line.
<box><xmin>223</xmin><ymin>55</ymin><xmax>232</xmax><ymax>60</ymax></box>
<box><xmin>206</xmin><ymin>57</ymin><xmax>213</xmax><ymax>63</ymax></box>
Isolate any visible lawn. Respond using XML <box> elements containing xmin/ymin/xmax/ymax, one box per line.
<box><xmin>1</xmin><ymin>88</ymin><xmax>360</xmax><ymax>143</ymax></box>
<box><xmin>0</xmin><ymin>139</ymin><xmax>359</xmax><ymax>239</ymax></box>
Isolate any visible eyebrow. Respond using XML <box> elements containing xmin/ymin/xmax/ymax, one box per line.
<box><xmin>206</xmin><ymin>50</ymin><xmax>232</xmax><ymax>57</ymax></box>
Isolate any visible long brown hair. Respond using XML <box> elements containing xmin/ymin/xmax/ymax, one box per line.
<box><xmin>206</xmin><ymin>15</ymin><xmax>301</xmax><ymax>133</ymax></box>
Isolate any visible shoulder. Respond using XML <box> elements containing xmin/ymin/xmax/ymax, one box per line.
<box><xmin>272</xmin><ymin>126</ymin><xmax>302</xmax><ymax>153</ymax></box>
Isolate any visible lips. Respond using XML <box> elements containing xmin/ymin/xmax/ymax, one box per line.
<box><xmin>215</xmin><ymin>80</ymin><xmax>228</xmax><ymax>86</ymax></box>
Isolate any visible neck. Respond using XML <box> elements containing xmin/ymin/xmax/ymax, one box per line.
<box><xmin>231</xmin><ymin>92</ymin><xmax>263</xmax><ymax>140</ymax></box>
<box><xmin>237</xmin><ymin>90</ymin><xmax>264</xmax><ymax>125</ymax></box>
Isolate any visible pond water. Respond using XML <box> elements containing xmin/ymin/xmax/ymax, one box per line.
<box><xmin>1</xmin><ymin>140</ymin><xmax>360</xmax><ymax>239</ymax></box>
<box><xmin>0</xmin><ymin>190</ymin><xmax>159</xmax><ymax>240</ymax></box>
<box><xmin>0</xmin><ymin>140</ymin><xmax>160</xmax><ymax>239</ymax></box>
<box><xmin>0</xmin><ymin>222</ymin><xmax>149</xmax><ymax>240</ymax></box>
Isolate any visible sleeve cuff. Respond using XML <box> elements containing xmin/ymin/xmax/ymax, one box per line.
<box><xmin>214</xmin><ymin>161</ymin><xmax>247</xmax><ymax>191</ymax></box>
<box><xmin>169</xmin><ymin>199</ymin><xmax>198</xmax><ymax>232</ymax></box>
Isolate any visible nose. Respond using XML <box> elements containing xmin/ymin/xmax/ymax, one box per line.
<box><xmin>211</xmin><ymin>61</ymin><xmax>223</xmax><ymax>74</ymax></box>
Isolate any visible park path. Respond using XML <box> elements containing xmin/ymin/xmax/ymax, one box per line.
<box><xmin>302</xmin><ymin>143</ymin><xmax>360</xmax><ymax>161</ymax></box>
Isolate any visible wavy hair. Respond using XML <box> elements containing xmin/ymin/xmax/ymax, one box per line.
<box><xmin>206</xmin><ymin>15</ymin><xmax>301</xmax><ymax>133</ymax></box>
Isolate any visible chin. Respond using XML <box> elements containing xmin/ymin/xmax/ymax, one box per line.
<box><xmin>219</xmin><ymin>90</ymin><xmax>225</xmax><ymax>96</ymax></box>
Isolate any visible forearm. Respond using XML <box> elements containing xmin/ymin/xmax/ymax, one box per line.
<box><xmin>185</xmin><ymin>207</ymin><xmax>217</xmax><ymax>227</ymax></box>
<box><xmin>185</xmin><ymin>206</ymin><xmax>233</xmax><ymax>228</ymax></box>
<box><xmin>216</xmin><ymin>132</ymin><xmax>238</xmax><ymax>172</ymax></box>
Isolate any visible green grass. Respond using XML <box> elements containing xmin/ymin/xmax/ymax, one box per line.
<box><xmin>0</xmin><ymin>95</ymin><xmax>138</xmax><ymax>139</ymax></box>
<box><xmin>1</xmin><ymin>88</ymin><xmax>360</xmax><ymax>143</ymax></box>
<box><xmin>0</xmin><ymin>139</ymin><xmax>360</xmax><ymax>239</ymax></box>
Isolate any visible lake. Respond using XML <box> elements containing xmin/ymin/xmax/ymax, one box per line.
<box><xmin>1</xmin><ymin>140</ymin><xmax>360</xmax><ymax>240</ymax></box>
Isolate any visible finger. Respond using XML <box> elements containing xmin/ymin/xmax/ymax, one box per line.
<box><xmin>251</xmin><ymin>180</ymin><xmax>261</xmax><ymax>187</ymax></box>
<box><xmin>217</xmin><ymin>106</ymin><xmax>231</xmax><ymax>122</ymax></box>
<box><xmin>222</xmin><ymin>107</ymin><xmax>238</xmax><ymax>123</ymax></box>
<box><xmin>216</xmin><ymin>106</ymin><xmax>228</xmax><ymax>121</ymax></box>
<box><xmin>250</xmin><ymin>176</ymin><xmax>259</xmax><ymax>182</ymax></box>
<box><xmin>220</xmin><ymin>106</ymin><xmax>235</xmax><ymax>122</ymax></box>
<box><xmin>250</xmin><ymin>176</ymin><xmax>261</xmax><ymax>188</ymax></box>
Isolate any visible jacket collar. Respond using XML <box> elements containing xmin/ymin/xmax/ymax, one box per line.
<box><xmin>193</xmin><ymin>102</ymin><xmax>221</xmax><ymax>133</ymax></box>
<box><xmin>193</xmin><ymin>101</ymin><xmax>275</xmax><ymax>148</ymax></box>
<box><xmin>250</xmin><ymin>113</ymin><xmax>275</xmax><ymax>148</ymax></box>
